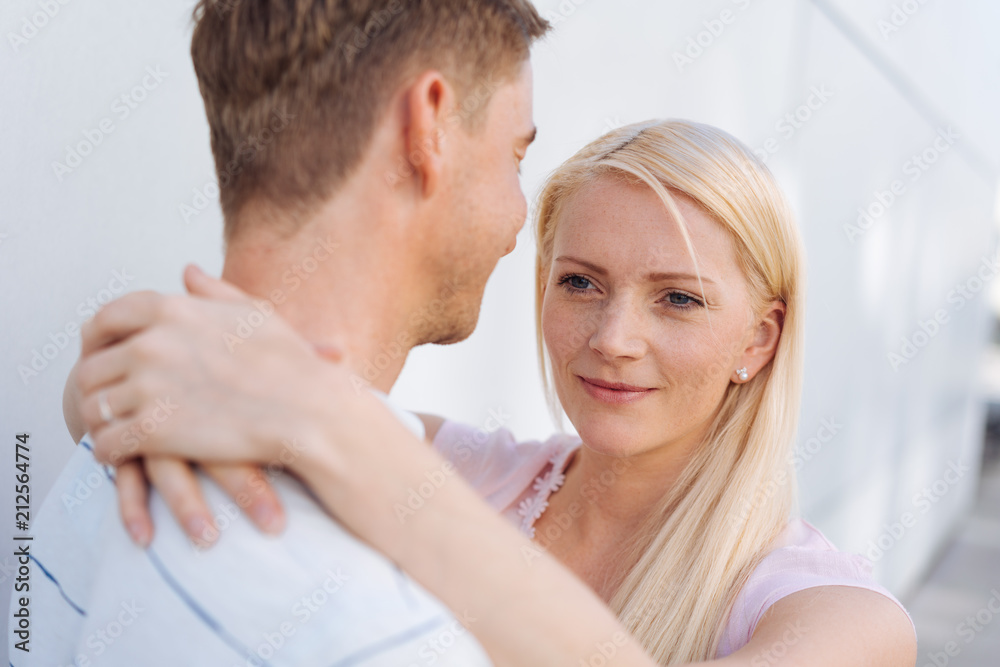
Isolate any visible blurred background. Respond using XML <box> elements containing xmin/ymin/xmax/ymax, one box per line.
<box><xmin>2</xmin><ymin>0</ymin><xmax>998</xmax><ymax>664</ymax></box>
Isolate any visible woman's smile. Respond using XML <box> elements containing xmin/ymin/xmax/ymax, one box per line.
<box><xmin>578</xmin><ymin>375</ymin><xmax>658</xmax><ymax>405</ymax></box>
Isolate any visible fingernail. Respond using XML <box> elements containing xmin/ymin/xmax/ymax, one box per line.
<box><xmin>253</xmin><ymin>505</ymin><xmax>284</xmax><ymax>535</ymax></box>
<box><xmin>186</xmin><ymin>516</ymin><xmax>217</xmax><ymax>548</ymax></box>
<box><xmin>127</xmin><ymin>521</ymin><xmax>151</xmax><ymax>549</ymax></box>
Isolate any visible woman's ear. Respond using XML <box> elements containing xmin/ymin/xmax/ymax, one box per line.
<box><xmin>733</xmin><ymin>299</ymin><xmax>786</xmax><ymax>383</ymax></box>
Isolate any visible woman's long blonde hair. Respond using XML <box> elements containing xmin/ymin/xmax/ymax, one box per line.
<box><xmin>534</xmin><ymin>120</ymin><xmax>806</xmax><ymax>663</ymax></box>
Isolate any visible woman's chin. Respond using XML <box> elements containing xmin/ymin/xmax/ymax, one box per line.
<box><xmin>569</xmin><ymin>415</ymin><xmax>657</xmax><ymax>459</ymax></box>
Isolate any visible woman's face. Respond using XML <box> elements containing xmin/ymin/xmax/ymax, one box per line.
<box><xmin>541</xmin><ymin>176</ymin><xmax>757</xmax><ymax>459</ymax></box>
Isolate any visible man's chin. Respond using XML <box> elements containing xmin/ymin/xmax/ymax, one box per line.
<box><xmin>426</xmin><ymin>303</ymin><xmax>481</xmax><ymax>346</ymax></box>
<box><xmin>428</xmin><ymin>319</ymin><xmax>477</xmax><ymax>346</ymax></box>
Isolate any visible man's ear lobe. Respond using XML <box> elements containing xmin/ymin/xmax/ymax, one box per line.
<box><xmin>403</xmin><ymin>70</ymin><xmax>453</xmax><ymax>199</ymax></box>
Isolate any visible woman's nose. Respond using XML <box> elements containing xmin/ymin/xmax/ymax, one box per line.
<box><xmin>588</xmin><ymin>301</ymin><xmax>647</xmax><ymax>361</ymax></box>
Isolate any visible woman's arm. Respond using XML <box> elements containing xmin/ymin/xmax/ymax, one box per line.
<box><xmin>77</xmin><ymin>284</ymin><xmax>661</xmax><ymax>666</ymax></box>
<box><xmin>77</xmin><ymin>275</ymin><xmax>912</xmax><ymax>666</ymax></box>
<box><xmin>301</xmin><ymin>406</ymin><xmax>917</xmax><ymax>667</ymax></box>
<box><xmin>725</xmin><ymin>586</ymin><xmax>917</xmax><ymax>666</ymax></box>
<box><xmin>295</xmin><ymin>390</ymin><xmax>660</xmax><ymax>667</ymax></box>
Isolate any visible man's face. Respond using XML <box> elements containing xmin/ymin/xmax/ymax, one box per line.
<box><xmin>422</xmin><ymin>60</ymin><xmax>536</xmax><ymax>346</ymax></box>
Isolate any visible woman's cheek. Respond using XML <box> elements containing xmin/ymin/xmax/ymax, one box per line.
<box><xmin>542</xmin><ymin>302</ymin><xmax>582</xmax><ymax>364</ymax></box>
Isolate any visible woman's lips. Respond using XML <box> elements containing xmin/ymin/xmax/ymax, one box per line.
<box><xmin>578</xmin><ymin>376</ymin><xmax>657</xmax><ymax>405</ymax></box>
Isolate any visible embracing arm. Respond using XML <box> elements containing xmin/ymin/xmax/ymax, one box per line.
<box><xmin>79</xmin><ymin>269</ymin><xmax>916</xmax><ymax>667</ymax></box>
<box><xmin>294</xmin><ymin>394</ymin><xmax>917</xmax><ymax>667</ymax></box>
<box><xmin>295</xmin><ymin>391</ymin><xmax>659</xmax><ymax>667</ymax></box>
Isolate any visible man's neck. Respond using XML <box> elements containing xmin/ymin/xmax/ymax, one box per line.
<box><xmin>220</xmin><ymin>203</ymin><xmax>419</xmax><ymax>394</ymax></box>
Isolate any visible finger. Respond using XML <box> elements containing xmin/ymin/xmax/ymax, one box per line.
<box><xmin>183</xmin><ymin>264</ymin><xmax>250</xmax><ymax>302</ymax></box>
<box><xmin>116</xmin><ymin>461</ymin><xmax>153</xmax><ymax>548</ymax></box>
<box><xmin>79</xmin><ymin>380</ymin><xmax>141</xmax><ymax>439</ymax></box>
<box><xmin>203</xmin><ymin>464</ymin><xmax>285</xmax><ymax>535</ymax></box>
<box><xmin>144</xmin><ymin>458</ymin><xmax>219</xmax><ymax>549</ymax></box>
<box><xmin>80</xmin><ymin>291</ymin><xmax>164</xmax><ymax>357</ymax></box>
<box><xmin>76</xmin><ymin>341</ymin><xmax>132</xmax><ymax>396</ymax></box>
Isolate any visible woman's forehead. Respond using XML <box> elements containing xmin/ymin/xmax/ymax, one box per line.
<box><xmin>551</xmin><ymin>177</ymin><xmax>739</xmax><ymax>282</ymax></box>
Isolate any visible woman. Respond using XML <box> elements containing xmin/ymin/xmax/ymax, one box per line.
<box><xmin>69</xmin><ymin>120</ymin><xmax>917</xmax><ymax>664</ymax></box>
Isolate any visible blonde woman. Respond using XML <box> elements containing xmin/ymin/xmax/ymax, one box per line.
<box><xmin>71</xmin><ymin>120</ymin><xmax>917</xmax><ymax>665</ymax></box>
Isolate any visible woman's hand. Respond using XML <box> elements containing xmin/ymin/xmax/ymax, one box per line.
<box><xmin>77</xmin><ymin>265</ymin><xmax>340</xmax><ymax>469</ymax></box>
<box><xmin>116</xmin><ymin>458</ymin><xmax>286</xmax><ymax>548</ymax></box>
<box><xmin>65</xmin><ymin>356</ymin><xmax>286</xmax><ymax>547</ymax></box>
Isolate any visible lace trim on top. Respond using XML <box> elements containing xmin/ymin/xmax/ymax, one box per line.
<box><xmin>516</xmin><ymin>441</ymin><xmax>578</xmax><ymax>539</ymax></box>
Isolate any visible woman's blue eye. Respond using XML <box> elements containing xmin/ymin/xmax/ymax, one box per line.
<box><xmin>664</xmin><ymin>292</ymin><xmax>703</xmax><ymax>309</ymax></box>
<box><xmin>558</xmin><ymin>274</ymin><xmax>594</xmax><ymax>291</ymax></box>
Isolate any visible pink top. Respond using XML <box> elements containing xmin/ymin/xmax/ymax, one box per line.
<box><xmin>431</xmin><ymin>420</ymin><xmax>916</xmax><ymax>659</ymax></box>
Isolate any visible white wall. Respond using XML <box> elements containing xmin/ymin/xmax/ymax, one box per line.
<box><xmin>2</xmin><ymin>0</ymin><xmax>998</xmax><ymax>661</ymax></box>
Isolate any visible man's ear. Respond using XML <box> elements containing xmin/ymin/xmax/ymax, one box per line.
<box><xmin>734</xmin><ymin>299</ymin><xmax>786</xmax><ymax>383</ymax></box>
<box><xmin>402</xmin><ymin>70</ymin><xmax>453</xmax><ymax>199</ymax></box>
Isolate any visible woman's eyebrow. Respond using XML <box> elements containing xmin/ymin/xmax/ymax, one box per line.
<box><xmin>555</xmin><ymin>256</ymin><xmax>716</xmax><ymax>286</ymax></box>
<box><xmin>647</xmin><ymin>271</ymin><xmax>717</xmax><ymax>286</ymax></box>
<box><xmin>554</xmin><ymin>255</ymin><xmax>606</xmax><ymax>275</ymax></box>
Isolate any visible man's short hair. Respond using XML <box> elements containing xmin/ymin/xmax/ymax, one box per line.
<box><xmin>190</xmin><ymin>0</ymin><xmax>550</xmax><ymax>241</ymax></box>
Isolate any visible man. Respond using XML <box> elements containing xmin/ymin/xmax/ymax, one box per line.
<box><xmin>14</xmin><ymin>1</ymin><xmax>547</xmax><ymax>664</ymax></box>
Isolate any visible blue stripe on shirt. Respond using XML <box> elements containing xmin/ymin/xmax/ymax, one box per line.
<box><xmin>328</xmin><ymin>614</ymin><xmax>451</xmax><ymax>666</ymax></box>
<box><xmin>145</xmin><ymin>547</ymin><xmax>275</xmax><ymax>666</ymax></box>
<box><xmin>30</xmin><ymin>554</ymin><xmax>86</xmax><ymax>616</ymax></box>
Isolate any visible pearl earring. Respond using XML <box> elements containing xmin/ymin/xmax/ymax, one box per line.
<box><xmin>737</xmin><ymin>367</ymin><xmax>749</xmax><ymax>382</ymax></box>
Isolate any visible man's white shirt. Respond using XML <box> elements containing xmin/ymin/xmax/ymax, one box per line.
<box><xmin>11</xmin><ymin>395</ymin><xmax>491</xmax><ymax>666</ymax></box>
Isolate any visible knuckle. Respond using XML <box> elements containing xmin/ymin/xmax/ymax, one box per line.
<box><xmin>132</xmin><ymin>373</ymin><xmax>160</xmax><ymax>404</ymax></box>
<box><xmin>129</xmin><ymin>331</ymin><xmax>164</xmax><ymax>364</ymax></box>
<box><xmin>158</xmin><ymin>295</ymin><xmax>191</xmax><ymax>322</ymax></box>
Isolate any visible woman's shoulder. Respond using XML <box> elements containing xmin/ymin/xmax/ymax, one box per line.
<box><xmin>716</xmin><ymin>518</ymin><xmax>914</xmax><ymax>658</ymax></box>
<box><xmin>430</xmin><ymin>418</ymin><xmax>580</xmax><ymax>512</ymax></box>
